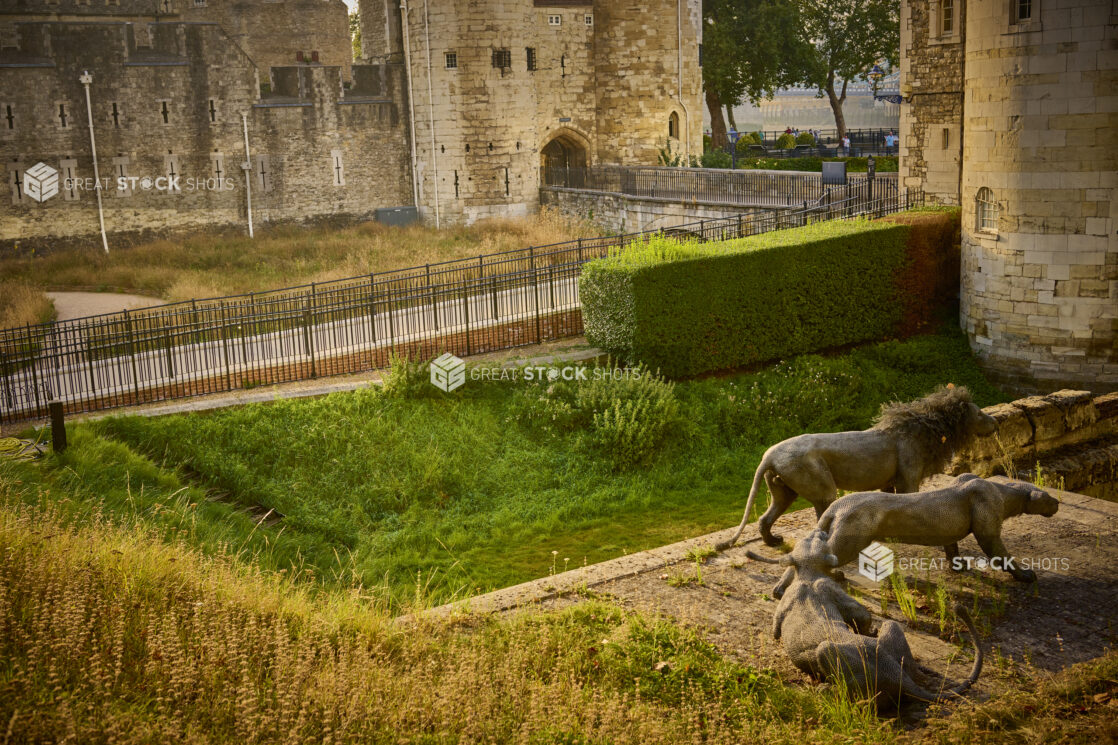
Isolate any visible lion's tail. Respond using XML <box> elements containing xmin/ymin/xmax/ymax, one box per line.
<box><xmin>903</xmin><ymin>603</ymin><xmax>984</xmax><ymax>702</ymax></box>
<box><xmin>716</xmin><ymin>451</ymin><xmax>773</xmax><ymax>551</ymax></box>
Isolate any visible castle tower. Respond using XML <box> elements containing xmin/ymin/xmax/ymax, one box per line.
<box><xmin>902</xmin><ymin>0</ymin><xmax>1117</xmax><ymax>392</ymax></box>
<box><xmin>359</xmin><ymin>0</ymin><xmax>702</xmax><ymax>225</ymax></box>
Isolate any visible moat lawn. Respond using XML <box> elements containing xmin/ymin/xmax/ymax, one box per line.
<box><xmin>5</xmin><ymin>327</ymin><xmax>1006</xmax><ymax>608</ymax></box>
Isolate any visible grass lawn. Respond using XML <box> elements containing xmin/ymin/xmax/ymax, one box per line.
<box><xmin>0</xmin><ymin>210</ymin><xmax>596</xmax><ymax>322</ymax></box>
<box><xmin>10</xmin><ymin>326</ymin><xmax>1008</xmax><ymax>608</ymax></box>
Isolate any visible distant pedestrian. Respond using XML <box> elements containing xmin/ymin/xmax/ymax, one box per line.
<box><xmin>841</xmin><ymin>134</ymin><xmax>851</xmax><ymax>153</ymax></box>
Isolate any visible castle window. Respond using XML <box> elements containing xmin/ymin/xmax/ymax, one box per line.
<box><xmin>331</xmin><ymin>150</ymin><xmax>345</xmax><ymax>186</ymax></box>
<box><xmin>585</xmin><ymin>15</ymin><xmax>593</xmax><ymax>26</ymax></box>
<box><xmin>111</xmin><ymin>102</ymin><xmax>121</xmax><ymax>127</ymax></box>
<box><xmin>942</xmin><ymin>127</ymin><xmax>950</xmax><ymax>149</ymax></box>
<box><xmin>526</xmin><ymin>47</ymin><xmax>537</xmax><ymax>71</ymax></box>
<box><xmin>668</xmin><ymin>112</ymin><xmax>680</xmax><ymax>140</ymax></box>
<box><xmin>211</xmin><ymin>152</ymin><xmax>225</xmax><ymax>184</ymax></box>
<box><xmin>57</xmin><ymin>103</ymin><xmax>69</xmax><ymax>128</ymax></box>
<box><xmin>160</xmin><ymin>0</ymin><xmax>173</xmax><ymax>12</ymax></box>
<box><xmin>941</xmin><ymin>0</ymin><xmax>954</xmax><ymax>34</ymax></box>
<box><xmin>113</xmin><ymin>156</ymin><xmax>132</xmax><ymax>197</ymax></box>
<box><xmin>547</xmin><ymin>15</ymin><xmax>561</xmax><ymax>26</ymax></box>
<box><xmin>60</xmin><ymin>159</ymin><xmax>79</xmax><ymax>201</ymax></box>
<box><xmin>158</xmin><ymin>100</ymin><xmax>171</xmax><ymax>125</ymax></box>
<box><xmin>445</xmin><ymin>52</ymin><xmax>457</xmax><ymax>69</ymax></box>
<box><xmin>163</xmin><ymin>153</ymin><xmax>181</xmax><ymax>194</ymax></box>
<box><xmin>3</xmin><ymin>104</ymin><xmax>14</xmax><ymax>130</ymax></box>
<box><xmin>207</xmin><ymin>99</ymin><xmax>218</xmax><ymax>123</ymax></box>
<box><xmin>492</xmin><ymin>49</ymin><xmax>511</xmax><ymax>69</ymax></box>
<box><xmin>976</xmin><ymin>187</ymin><xmax>999</xmax><ymax>232</ymax></box>
<box><xmin>254</xmin><ymin>154</ymin><xmax>272</xmax><ymax>193</ymax></box>
<box><xmin>1015</xmin><ymin>0</ymin><xmax>1032</xmax><ymax>21</ymax></box>
<box><xmin>9</xmin><ymin>164</ymin><xmax>24</xmax><ymax>205</ymax></box>
<box><xmin>194</xmin><ymin>0</ymin><xmax>206</xmax><ymax>6</ymax></box>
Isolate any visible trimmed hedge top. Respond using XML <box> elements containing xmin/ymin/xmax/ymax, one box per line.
<box><xmin>580</xmin><ymin>214</ymin><xmax>959</xmax><ymax>378</ymax></box>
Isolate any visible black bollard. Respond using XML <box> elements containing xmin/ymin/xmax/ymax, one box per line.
<box><xmin>49</xmin><ymin>400</ymin><xmax>66</xmax><ymax>454</ymax></box>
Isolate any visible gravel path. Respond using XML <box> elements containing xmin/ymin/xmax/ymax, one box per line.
<box><xmin>46</xmin><ymin>291</ymin><xmax>166</xmax><ymax>322</ymax></box>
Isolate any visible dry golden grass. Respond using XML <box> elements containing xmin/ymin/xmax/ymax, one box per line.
<box><xmin>0</xmin><ymin>209</ymin><xmax>599</xmax><ymax>304</ymax></box>
<box><xmin>0</xmin><ymin>281</ymin><xmax>54</xmax><ymax>329</ymax></box>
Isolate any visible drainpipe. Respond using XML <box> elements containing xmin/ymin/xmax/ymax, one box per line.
<box><xmin>422</xmin><ymin>0</ymin><xmax>440</xmax><ymax>228</ymax></box>
<box><xmin>400</xmin><ymin>1</ymin><xmax>422</xmax><ymax>214</ymax></box>
<box><xmin>676</xmin><ymin>0</ymin><xmax>692</xmax><ymax>162</ymax></box>
<box><xmin>241</xmin><ymin>113</ymin><xmax>254</xmax><ymax>238</ymax></box>
<box><xmin>79</xmin><ymin>71</ymin><xmax>109</xmax><ymax>254</ymax></box>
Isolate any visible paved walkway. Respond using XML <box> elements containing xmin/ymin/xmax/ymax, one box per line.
<box><xmin>46</xmin><ymin>291</ymin><xmax>166</xmax><ymax>322</ymax></box>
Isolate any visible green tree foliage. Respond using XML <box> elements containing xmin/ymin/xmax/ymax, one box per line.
<box><xmin>702</xmin><ymin>0</ymin><xmax>809</xmax><ymax>147</ymax></box>
<box><xmin>349</xmin><ymin>12</ymin><xmax>361</xmax><ymax>61</ymax></box>
<box><xmin>788</xmin><ymin>0</ymin><xmax>900</xmax><ymax>138</ymax></box>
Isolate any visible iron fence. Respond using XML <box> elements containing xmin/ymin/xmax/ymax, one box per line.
<box><xmin>0</xmin><ymin>187</ymin><xmax>923</xmax><ymax>424</ymax></box>
<box><xmin>541</xmin><ymin>164</ymin><xmax>898</xmax><ymax>207</ymax></box>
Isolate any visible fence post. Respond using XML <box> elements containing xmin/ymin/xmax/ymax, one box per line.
<box><xmin>305</xmin><ymin>287</ymin><xmax>317</xmax><ymax>378</ymax></box>
<box><xmin>462</xmin><ymin>286</ymin><xmax>472</xmax><ymax>356</ymax></box>
<box><xmin>426</xmin><ymin>264</ymin><xmax>438</xmax><ymax>331</ymax></box>
<box><xmin>163</xmin><ymin>321</ymin><xmax>175</xmax><ymax>379</ymax></box>
<box><xmin>530</xmin><ymin>245</ymin><xmax>541</xmax><ymax>342</ymax></box>
<box><xmin>577</xmin><ymin>238</ymin><xmax>583</xmax><ymax>264</ymax></box>
<box><xmin>123</xmin><ymin>309</ymin><xmax>141</xmax><ymax>404</ymax></box>
<box><xmin>49</xmin><ymin>400</ymin><xmax>66</xmax><ymax>454</ymax></box>
<box><xmin>24</xmin><ymin>325</ymin><xmax>43</xmax><ymax>416</ymax></box>
<box><xmin>367</xmin><ymin>274</ymin><xmax>378</xmax><ymax>345</ymax></box>
<box><xmin>219</xmin><ymin>300</ymin><xmax>232</xmax><ymax>390</ymax></box>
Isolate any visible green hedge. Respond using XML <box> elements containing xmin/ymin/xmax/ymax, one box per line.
<box><xmin>580</xmin><ymin>216</ymin><xmax>955</xmax><ymax>378</ymax></box>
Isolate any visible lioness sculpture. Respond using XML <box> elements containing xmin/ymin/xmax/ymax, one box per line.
<box><xmin>799</xmin><ymin>474</ymin><xmax>1059</xmax><ymax>593</ymax></box>
<box><xmin>719</xmin><ymin>386</ymin><xmax>997</xmax><ymax>549</ymax></box>
<box><xmin>749</xmin><ymin>531</ymin><xmax>983</xmax><ymax>707</ymax></box>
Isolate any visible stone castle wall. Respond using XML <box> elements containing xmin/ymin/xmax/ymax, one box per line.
<box><xmin>901</xmin><ymin>0</ymin><xmax>1117</xmax><ymax>393</ymax></box>
<box><xmin>958</xmin><ymin>0</ymin><xmax>1116</xmax><ymax>393</ymax></box>
<box><xmin>0</xmin><ymin>21</ymin><xmax>412</xmax><ymax>251</ymax></box>
<box><xmin>361</xmin><ymin>0</ymin><xmax>703</xmax><ymax>225</ymax></box>
<box><xmin>899</xmin><ymin>0</ymin><xmax>965</xmax><ymax>204</ymax></box>
<box><xmin>1</xmin><ymin>0</ymin><xmax>354</xmax><ymax>82</ymax></box>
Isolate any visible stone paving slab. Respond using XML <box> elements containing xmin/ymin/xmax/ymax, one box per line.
<box><xmin>415</xmin><ymin>481</ymin><xmax>1118</xmax><ymax>700</ymax></box>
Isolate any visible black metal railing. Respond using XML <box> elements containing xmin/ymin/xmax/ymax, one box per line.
<box><xmin>0</xmin><ymin>188</ymin><xmax>923</xmax><ymax>424</ymax></box>
<box><xmin>541</xmin><ymin>165</ymin><xmax>899</xmax><ymax>207</ymax></box>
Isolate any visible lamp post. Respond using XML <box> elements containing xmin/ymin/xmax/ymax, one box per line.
<box><xmin>79</xmin><ymin>70</ymin><xmax>109</xmax><ymax>253</ymax></box>
<box><xmin>728</xmin><ymin>126</ymin><xmax>741</xmax><ymax>170</ymax></box>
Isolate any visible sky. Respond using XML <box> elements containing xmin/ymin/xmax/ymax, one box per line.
<box><xmin>343</xmin><ymin>0</ymin><xmax>358</xmax><ymax>12</ymax></box>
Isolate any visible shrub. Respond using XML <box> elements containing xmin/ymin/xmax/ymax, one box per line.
<box><xmin>795</xmin><ymin>132</ymin><xmax>816</xmax><ymax>146</ymax></box>
<box><xmin>517</xmin><ymin>362</ymin><xmax>682</xmax><ymax>470</ymax></box>
<box><xmin>379</xmin><ymin>353</ymin><xmax>434</xmax><ymax>398</ymax></box>
<box><xmin>700</xmin><ymin>149</ymin><xmax>732</xmax><ymax>169</ymax></box>
<box><xmin>580</xmin><ymin>211</ymin><xmax>961</xmax><ymax>378</ymax></box>
<box><xmin>775</xmin><ymin>133</ymin><xmax>796</xmax><ymax>149</ymax></box>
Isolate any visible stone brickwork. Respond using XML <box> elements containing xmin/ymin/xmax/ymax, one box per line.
<box><xmin>952</xmin><ymin>390</ymin><xmax>1118</xmax><ymax>501</ymax></box>
<box><xmin>361</xmin><ymin>0</ymin><xmax>703</xmax><ymax>225</ymax></box>
<box><xmin>1</xmin><ymin>0</ymin><xmax>354</xmax><ymax>82</ymax></box>
<box><xmin>899</xmin><ymin>0</ymin><xmax>965</xmax><ymax>204</ymax></box>
<box><xmin>0</xmin><ymin>19</ymin><xmax>412</xmax><ymax>251</ymax></box>
<box><xmin>902</xmin><ymin>0</ymin><xmax>1117</xmax><ymax>393</ymax></box>
<box><xmin>541</xmin><ymin>187</ymin><xmax>790</xmax><ymax>235</ymax></box>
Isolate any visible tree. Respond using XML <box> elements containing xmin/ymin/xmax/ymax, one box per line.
<box><xmin>349</xmin><ymin>12</ymin><xmax>362</xmax><ymax>61</ymax></box>
<box><xmin>702</xmin><ymin>0</ymin><xmax>808</xmax><ymax>147</ymax></box>
<box><xmin>788</xmin><ymin>0</ymin><xmax>899</xmax><ymax>139</ymax></box>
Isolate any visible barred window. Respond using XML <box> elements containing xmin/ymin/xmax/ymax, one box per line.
<box><xmin>445</xmin><ymin>52</ymin><xmax>457</xmax><ymax>70</ymax></box>
<box><xmin>526</xmin><ymin>47</ymin><xmax>536</xmax><ymax>71</ymax></box>
<box><xmin>976</xmin><ymin>187</ymin><xmax>999</xmax><ymax>232</ymax></box>
<box><xmin>492</xmin><ymin>49</ymin><xmax>511</xmax><ymax>69</ymax></box>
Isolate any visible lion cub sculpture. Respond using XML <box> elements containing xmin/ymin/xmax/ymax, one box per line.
<box><xmin>801</xmin><ymin>474</ymin><xmax>1059</xmax><ymax>591</ymax></box>
<box><xmin>719</xmin><ymin>386</ymin><xmax>997</xmax><ymax>549</ymax></box>
<box><xmin>749</xmin><ymin>531</ymin><xmax>983</xmax><ymax>708</ymax></box>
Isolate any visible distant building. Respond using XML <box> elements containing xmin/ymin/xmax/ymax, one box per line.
<box><xmin>901</xmin><ymin>0</ymin><xmax>1116</xmax><ymax>392</ymax></box>
<box><xmin>0</xmin><ymin>0</ymin><xmax>702</xmax><ymax>250</ymax></box>
<box><xmin>359</xmin><ymin>0</ymin><xmax>703</xmax><ymax>225</ymax></box>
